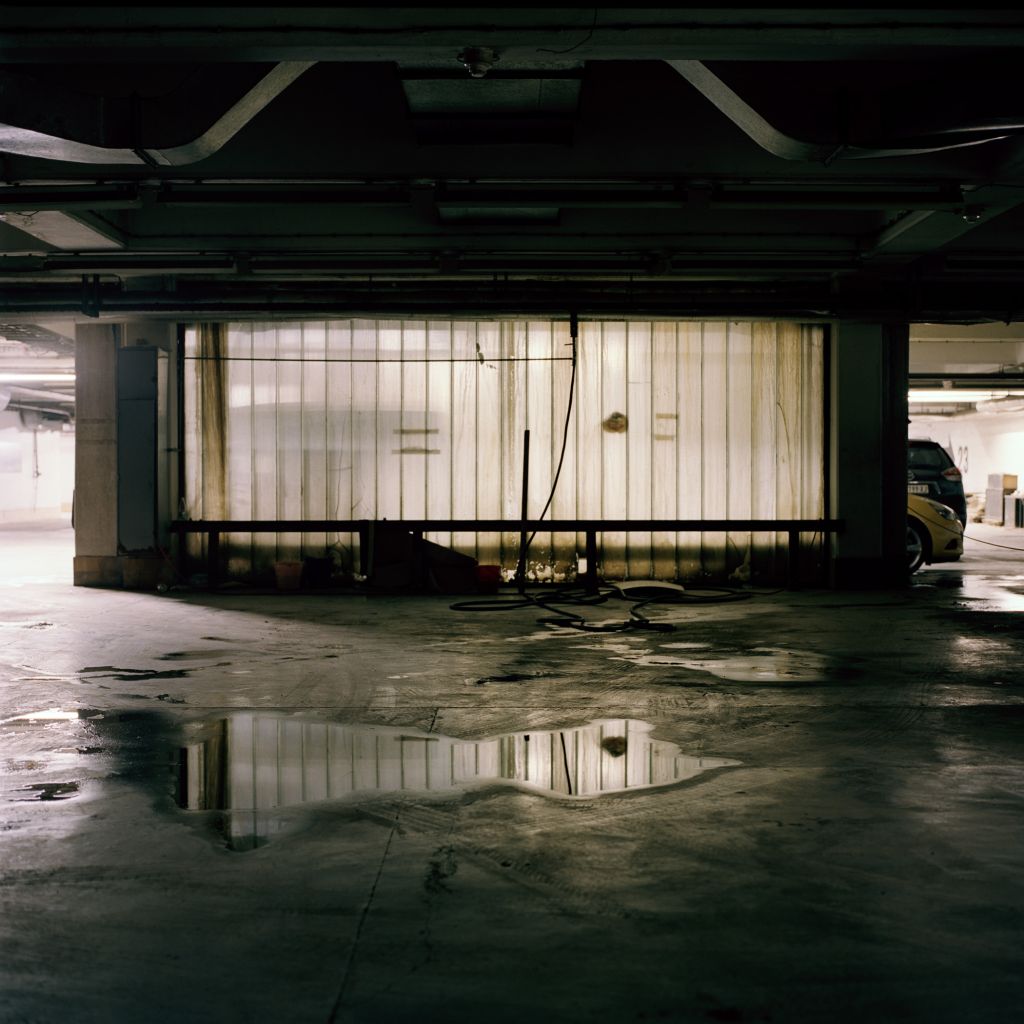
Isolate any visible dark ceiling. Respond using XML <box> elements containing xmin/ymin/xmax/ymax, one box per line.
<box><xmin>3</xmin><ymin>7</ymin><xmax>1024</xmax><ymax>321</ymax></box>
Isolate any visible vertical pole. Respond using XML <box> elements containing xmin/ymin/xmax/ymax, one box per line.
<box><xmin>516</xmin><ymin>429</ymin><xmax>531</xmax><ymax>593</ymax></box>
<box><xmin>208</xmin><ymin>530</ymin><xmax>220</xmax><ymax>589</ymax></box>
<box><xmin>788</xmin><ymin>528</ymin><xmax>800</xmax><ymax>589</ymax></box>
<box><xmin>176</xmin><ymin>325</ymin><xmax>187</xmax><ymax>579</ymax></box>
<box><xmin>585</xmin><ymin>529</ymin><xmax>599</xmax><ymax>595</ymax></box>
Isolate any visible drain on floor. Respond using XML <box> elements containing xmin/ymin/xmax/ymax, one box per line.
<box><xmin>175</xmin><ymin>714</ymin><xmax>740</xmax><ymax>850</ymax></box>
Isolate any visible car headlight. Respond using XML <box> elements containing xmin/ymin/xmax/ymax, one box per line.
<box><xmin>925</xmin><ymin>499</ymin><xmax>958</xmax><ymax>521</ymax></box>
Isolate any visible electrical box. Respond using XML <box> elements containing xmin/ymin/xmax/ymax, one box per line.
<box><xmin>988</xmin><ymin>473</ymin><xmax>1019</xmax><ymax>492</ymax></box>
<box><xmin>117</xmin><ymin>347</ymin><xmax>167</xmax><ymax>553</ymax></box>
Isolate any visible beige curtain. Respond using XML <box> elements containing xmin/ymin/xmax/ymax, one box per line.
<box><xmin>184</xmin><ymin>319</ymin><xmax>824</xmax><ymax>582</ymax></box>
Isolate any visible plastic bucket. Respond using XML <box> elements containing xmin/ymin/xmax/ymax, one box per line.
<box><xmin>273</xmin><ymin>560</ymin><xmax>304</xmax><ymax>591</ymax></box>
<box><xmin>476</xmin><ymin>564</ymin><xmax>502</xmax><ymax>593</ymax></box>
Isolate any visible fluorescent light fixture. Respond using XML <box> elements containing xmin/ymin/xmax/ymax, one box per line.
<box><xmin>0</xmin><ymin>373</ymin><xmax>76</xmax><ymax>384</ymax></box>
<box><xmin>908</xmin><ymin>389</ymin><xmax>1024</xmax><ymax>404</ymax></box>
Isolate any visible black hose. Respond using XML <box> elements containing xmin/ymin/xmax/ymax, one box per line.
<box><xmin>450</xmin><ymin>581</ymin><xmax>754</xmax><ymax>633</ymax></box>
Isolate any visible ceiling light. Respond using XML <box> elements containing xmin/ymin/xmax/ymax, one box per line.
<box><xmin>908</xmin><ymin>389</ymin><xmax>1024</xmax><ymax>403</ymax></box>
<box><xmin>457</xmin><ymin>46</ymin><xmax>499</xmax><ymax>78</ymax></box>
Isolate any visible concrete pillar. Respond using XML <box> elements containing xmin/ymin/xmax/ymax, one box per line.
<box><xmin>73</xmin><ymin>323</ymin><xmax>119</xmax><ymax>585</ymax></box>
<box><xmin>830</xmin><ymin>322</ymin><xmax>909</xmax><ymax>588</ymax></box>
<box><xmin>73</xmin><ymin>319</ymin><xmax>178</xmax><ymax>587</ymax></box>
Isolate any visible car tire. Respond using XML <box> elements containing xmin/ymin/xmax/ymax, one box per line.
<box><xmin>907</xmin><ymin>519</ymin><xmax>927</xmax><ymax>573</ymax></box>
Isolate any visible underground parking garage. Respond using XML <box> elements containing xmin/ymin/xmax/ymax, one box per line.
<box><xmin>2</xmin><ymin>8</ymin><xmax>1024</xmax><ymax>1023</ymax></box>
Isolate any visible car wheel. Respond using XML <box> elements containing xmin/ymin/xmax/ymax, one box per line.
<box><xmin>907</xmin><ymin>520</ymin><xmax>927</xmax><ymax>573</ymax></box>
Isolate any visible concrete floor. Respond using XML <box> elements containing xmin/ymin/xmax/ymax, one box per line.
<box><xmin>2</xmin><ymin>524</ymin><xmax>1023</xmax><ymax>1023</ymax></box>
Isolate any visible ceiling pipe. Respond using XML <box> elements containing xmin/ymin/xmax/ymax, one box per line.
<box><xmin>0</xmin><ymin>62</ymin><xmax>315</xmax><ymax>166</ymax></box>
<box><xmin>666</xmin><ymin>60</ymin><xmax>1014</xmax><ymax>162</ymax></box>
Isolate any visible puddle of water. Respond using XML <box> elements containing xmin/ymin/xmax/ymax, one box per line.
<box><xmin>78</xmin><ymin>666</ymin><xmax>191</xmax><ymax>682</ymax></box>
<box><xmin>474</xmin><ymin>671</ymin><xmax>551</xmax><ymax>685</ymax></box>
<box><xmin>573</xmin><ymin>642</ymin><xmax>654</xmax><ymax>655</ymax></box>
<box><xmin>157</xmin><ymin>650</ymin><xmax>243</xmax><ymax>661</ymax></box>
<box><xmin>1</xmin><ymin>708</ymin><xmax>104</xmax><ymax>725</ymax></box>
<box><xmin>619</xmin><ymin>647</ymin><xmax>845</xmax><ymax>684</ymax></box>
<box><xmin>957</xmin><ymin>576</ymin><xmax>1024</xmax><ymax>612</ymax></box>
<box><xmin>177</xmin><ymin>715</ymin><xmax>739</xmax><ymax>850</ymax></box>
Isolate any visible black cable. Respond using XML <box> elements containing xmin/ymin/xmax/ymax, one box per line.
<box><xmin>963</xmin><ymin>532</ymin><xmax>1024</xmax><ymax>553</ymax></box>
<box><xmin>524</xmin><ymin>320</ymin><xmax>578</xmax><ymax>555</ymax></box>
<box><xmin>912</xmin><ymin>506</ymin><xmax>1024</xmax><ymax>553</ymax></box>
<box><xmin>450</xmin><ymin>581</ymin><xmax>755</xmax><ymax>633</ymax></box>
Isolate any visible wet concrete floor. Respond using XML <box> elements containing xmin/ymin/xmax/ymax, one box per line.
<box><xmin>2</xmin><ymin>525</ymin><xmax>1024</xmax><ymax>1022</ymax></box>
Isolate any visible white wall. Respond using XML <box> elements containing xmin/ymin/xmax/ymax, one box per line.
<box><xmin>909</xmin><ymin>410</ymin><xmax>1024</xmax><ymax>495</ymax></box>
<box><xmin>0</xmin><ymin>411</ymin><xmax>75</xmax><ymax>523</ymax></box>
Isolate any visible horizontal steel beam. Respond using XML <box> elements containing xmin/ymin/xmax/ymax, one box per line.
<box><xmin>171</xmin><ymin>519</ymin><xmax>843</xmax><ymax>534</ymax></box>
<box><xmin>4</xmin><ymin>10</ymin><xmax>1024</xmax><ymax>61</ymax></box>
<box><xmin>0</xmin><ymin>182</ymin><xmax>973</xmax><ymax>212</ymax></box>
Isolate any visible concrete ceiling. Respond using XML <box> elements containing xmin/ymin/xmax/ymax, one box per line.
<box><xmin>3</xmin><ymin>7</ymin><xmax>1024</xmax><ymax>320</ymax></box>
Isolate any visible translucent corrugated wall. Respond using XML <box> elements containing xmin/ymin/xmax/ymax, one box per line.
<box><xmin>184</xmin><ymin>319</ymin><xmax>824</xmax><ymax>582</ymax></box>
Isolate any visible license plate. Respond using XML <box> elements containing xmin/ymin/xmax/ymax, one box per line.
<box><xmin>908</xmin><ymin>483</ymin><xmax>929</xmax><ymax>494</ymax></box>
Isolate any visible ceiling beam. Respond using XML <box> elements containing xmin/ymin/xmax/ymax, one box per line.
<box><xmin>0</xmin><ymin>62</ymin><xmax>314</xmax><ymax>165</ymax></box>
<box><xmin>0</xmin><ymin>211</ymin><xmax>125</xmax><ymax>249</ymax></box>
<box><xmin>3</xmin><ymin>9</ymin><xmax>1024</xmax><ymax>61</ymax></box>
<box><xmin>666</xmin><ymin>60</ymin><xmax>1015</xmax><ymax>162</ymax></box>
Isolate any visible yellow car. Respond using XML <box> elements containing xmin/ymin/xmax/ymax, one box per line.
<box><xmin>908</xmin><ymin>494</ymin><xmax>964</xmax><ymax>573</ymax></box>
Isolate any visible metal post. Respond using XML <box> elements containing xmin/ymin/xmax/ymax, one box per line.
<box><xmin>788</xmin><ymin>529</ymin><xmax>799</xmax><ymax>589</ymax></box>
<box><xmin>584</xmin><ymin>529</ymin><xmax>599</xmax><ymax>594</ymax></box>
<box><xmin>208</xmin><ymin>529</ymin><xmax>220</xmax><ymax>589</ymax></box>
<box><xmin>515</xmin><ymin>429</ymin><xmax>531</xmax><ymax>594</ymax></box>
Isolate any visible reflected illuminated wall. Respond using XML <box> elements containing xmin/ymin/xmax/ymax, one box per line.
<box><xmin>184</xmin><ymin>319</ymin><xmax>824</xmax><ymax>580</ymax></box>
<box><xmin>180</xmin><ymin>715</ymin><xmax>738</xmax><ymax>848</ymax></box>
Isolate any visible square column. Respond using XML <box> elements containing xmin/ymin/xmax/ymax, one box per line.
<box><xmin>830</xmin><ymin>322</ymin><xmax>909</xmax><ymax>588</ymax></box>
<box><xmin>73</xmin><ymin>320</ymin><xmax>178</xmax><ymax>587</ymax></box>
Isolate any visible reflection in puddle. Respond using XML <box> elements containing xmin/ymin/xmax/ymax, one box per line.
<box><xmin>179</xmin><ymin>716</ymin><xmax>738</xmax><ymax>850</ymax></box>
<box><xmin>621</xmin><ymin>647</ymin><xmax>836</xmax><ymax>683</ymax></box>
<box><xmin>958</xmin><ymin>576</ymin><xmax>1024</xmax><ymax>612</ymax></box>
<box><xmin>2</xmin><ymin>709</ymin><xmax>94</xmax><ymax>725</ymax></box>
<box><xmin>15</xmin><ymin>782</ymin><xmax>79</xmax><ymax>801</ymax></box>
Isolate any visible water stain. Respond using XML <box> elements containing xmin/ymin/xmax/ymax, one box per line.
<box><xmin>158</xmin><ymin>650</ymin><xmax>242</xmax><ymax>661</ymax></box>
<box><xmin>573</xmin><ymin>642</ymin><xmax>654</xmax><ymax>656</ymax></box>
<box><xmin>424</xmin><ymin>846</ymin><xmax>459</xmax><ymax>893</ymax></box>
<box><xmin>602</xmin><ymin>411</ymin><xmax>628</xmax><ymax>433</ymax></box>
<box><xmin>176</xmin><ymin>715</ymin><xmax>740</xmax><ymax>850</ymax></box>
<box><xmin>79</xmin><ymin>666</ymin><xmax>191</xmax><ymax>682</ymax></box>
<box><xmin>15</xmin><ymin>782</ymin><xmax>79</xmax><ymax>802</ymax></box>
<box><xmin>619</xmin><ymin>647</ymin><xmax>858</xmax><ymax>684</ymax></box>
<box><xmin>474</xmin><ymin>671</ymin><xmax>551</xmax><ymax>685</ymax></box>
<box><xmin>943</xmin><ymin>610</ymin><xmax>1024</xmax><ymax>634</ymax></box>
